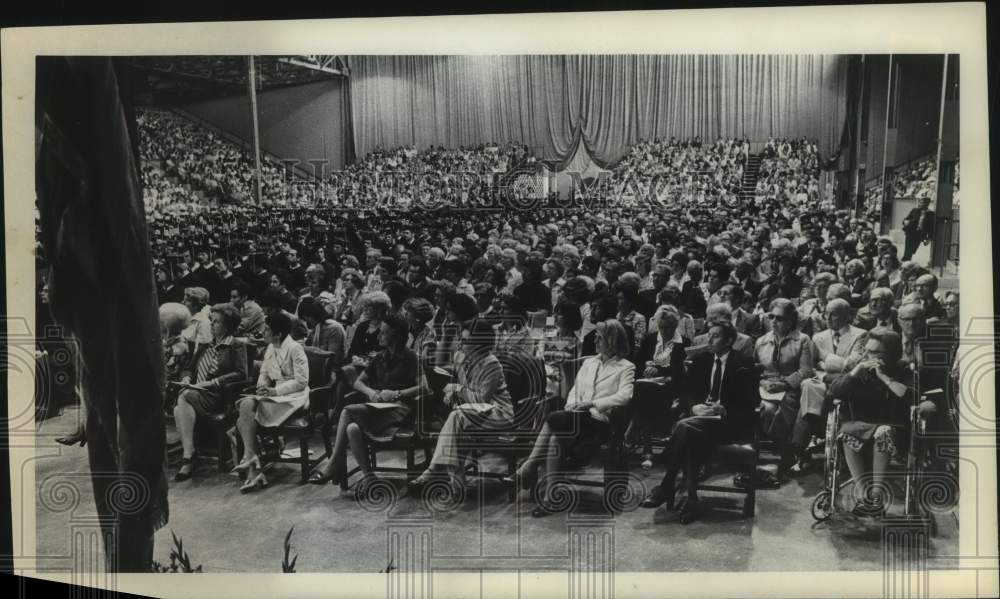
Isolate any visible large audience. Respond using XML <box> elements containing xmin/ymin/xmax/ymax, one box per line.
<box><xmin>45</xmin><ymin>109</ymin><xmax>959</xmax><ymax>524</ymax></box>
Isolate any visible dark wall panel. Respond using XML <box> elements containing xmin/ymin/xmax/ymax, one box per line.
<box><xmin>183</xmin><ymin>78</ymin><xmax>350</xmax><ymax>173</ymax></box>
<box><xmin>889</xmin><ymin>55</ymin><xmax>944</xmax><ymax>166</ymax></box>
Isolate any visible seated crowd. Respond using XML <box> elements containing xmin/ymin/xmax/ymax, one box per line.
<box><xmin>46</xmin><ymin>122</ymin><xmax>959</xmax><ymax>524</ymax></box>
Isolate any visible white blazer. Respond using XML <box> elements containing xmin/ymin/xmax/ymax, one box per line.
<box><xmin>566</xmin><ymin>355</ymin><xmax>635</xmax><ymax>423</ymax></box>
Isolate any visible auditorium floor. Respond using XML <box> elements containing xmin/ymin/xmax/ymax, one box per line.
<box><xmin>34</xmin><ymin>406</ymin><xmax>960</xmax><ymax>574</ymax></box>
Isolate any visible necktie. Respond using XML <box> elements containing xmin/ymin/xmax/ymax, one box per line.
<box><xmin>771</xmin><ymin>338</ymin><xmax>781</xmax><ymax>370</ymax></box>
<box><xmin>710</xmin><ymin>357</ymin><xmax>723</xmax><ymax>403</ymax></box>
<box><xmin>832</xmin><ymin>332</ymin><xmax>840</xmax><ymax>355</ymax></box>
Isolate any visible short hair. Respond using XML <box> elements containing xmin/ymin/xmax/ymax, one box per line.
<box><xmin>898</xmin><ymin>301</ymin><xmax>926</xmax><ymax>320</ymax></box>
<box><xmin>867</xmin><ymin>327</ymin><xmax>903</xmax><ymax>364</ymax></box>
<box><xmin>448</xmin><ymin>292</ymin><xmax>479</xmax><ymax>322</ymax></box>
<box><xmin>769</xmin><ymin>297</ymin><xmax>800</xmax><ymax>328</ymax></box>
<box><xmin>340</xmin><ymin>254</ymin><xmax>360</xmax><ymax>269</ymax></box>
<box><xmin>269</xmin><ymin>269</ymin><xmax>290</xmax><ymax>288</ymax></box>
<box><xmin>915</xmin><ymin>273</ymin><xmax>938</xmax><ymax>290</ymax></box>
<box><xmin>869</xmin><ymin>287</ymin><xmax>894</xmax><ymax>302</ymax></box>
<box><xmin>381</xmin><ymin>312</ymin><xmax>410</xmax><ymax>344</ymax></box>
<box><xmin>231</xmin><ymin>280</ymin><xmax>253</xmax><ymax>299</ymax></box>
<box><xmin>591</xmin><ymin>292</ymin><xmax>620</xmax><ymax>321</ymax></box>
<box><xmin>377</xmin><ymin>256</ymin><xmax>397</xmax><ymax>273</ymax></box>
<box><xmin>402</xmin><ymin>297</ymin><xmax>435</xmax><ymax>325</ymax></box>
<box><xmin>464</xmin><ymin>319</ymin><xmax>497</xmax><ymax>351</ymax></box>
<box><xmin>341</xmin><ymin>268</ymin><xmax>364</xmax><ymax>288</ymax></box>
<box><xmin>159</xmin><ymin>302</ymin><xmax>192</xmax><ymax>337</ymax></box>
<box><xmin>594</xmin><ymin>319</ymin><xmax>631</xmax><ymax>360</ymax></box>
<box><xmin>381</xmin><ymin>280</ymin><xmax>409</xmax><ymax>308</ymax></box>
<box><xmin>658</xmin><ymin>284</ymin><xmax>681</xmax><ymax>306</ymax></box>
<box><xmin>708</xmin><ymin>320</ymin><xmax>738</xmax><ymax>343</ymax></box>
<box><xmin>501</xmin><ymin>293</ymin><xmax>527</xmax><ymax>318</ymax></box>
<box><xmin>297</xmin><ymin>296</ymin><xmax>327</xmax><ymax>323</ymax></box>
<box><xmin>670</xmin><ymin>252</ymin><xmax>690</xmax><ymax>269</ymax></box>
<box><xmin>719</xmin><ymin>283</ymin><xmax>744</xmax><ymax>305</ymax></box>
<box><xmin>210</xmin><ymin>303</ymin><xmax>242</xmax><ymax>335</ymax></box>
<box><xmin>441</xmin><ymin>258</ymin><xmax>468</xmax><ymax>279</ymax></box>
<box><xmin>686</xmin><ymin>260</ymin><xmax>703</xmax><ymax>276</ymax></box>
<box><xmin>614</xmin><ymin>279</ymin><xmax>640</xmax><ymax>304</ymax></box>
<box><xmin>825</xmin><ymin>298</ymin><xmax>851</xmax><ymax>316</ymax></box>
<box><xmin>553</xmin><ymin>300</ymin><xmax>584</xmax><ymax>332</ymax></box>
<box><xmin>358</xmin><ymin>291</ymin><xmax>392</xmax><ymax>319</ymax></box>
<box><xmin>826</xmin><ymin>283</ymin><xmax>851</xmax><ymax>302</ymax></box>
<box><xmin>655</xmin><ymin>307</ymin><xmax>680</xmax><ymax>331</ymax></box>
<box><xmin>305</xmin><ymin>263</ymin><xmax>326</xmax><ymax>278</ymax></box>
<box><xmin>183</xmin><ymin>287</ymin><xmax>210</xmax><ymax>308</ymax></box>
<box><xmin>705</xmin><ymin>302</ymin><xmax>734</xmax><ymax>324</ymax></box>
<box><xmin>408</xmin><ymin>258</ymin><xmax>428</xmax><ymax>276</ymax></box>
<box><xmin>544</xmin><ymin>258</ymin><xmax>565</xmax><ymax>277</ymax></box>
<box><xmin>561</xmin><ymin>277</ymin><xmax>591</xmax><ymax>304</ymax></box>
<box><xmin>265</xmin><ymin>311</ymin><xmax>293</xmax><ymax>339</ymax></box>
<box><xmin>812</xmin><ymin>272</ymin><xmax>837</xmax><ymax>286</ymax></box>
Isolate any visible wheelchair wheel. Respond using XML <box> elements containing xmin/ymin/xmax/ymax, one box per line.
<box><xmin>811</xmin><ymin>490</ymin><xmax>833</xmax><ymax>521</ymax></box>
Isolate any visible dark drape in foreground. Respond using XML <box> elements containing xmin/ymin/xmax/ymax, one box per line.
<box><xmin>36</xmin><ymin>57</ymin><xmax>167</xmax><ymax>572</ymax></box>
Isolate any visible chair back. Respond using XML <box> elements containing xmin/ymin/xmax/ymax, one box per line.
<box><xmin>498</xmin><ymin>350</ymin><xmax>547</xmax><ymax>433</ymax></box>
<box><xmin>304</xmin><ymin>348</ymin><xmax>334</xmax><ymax>389</ymax></box>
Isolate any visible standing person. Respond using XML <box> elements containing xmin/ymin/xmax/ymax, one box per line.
<box><xmin>901</xmin><ymin>197</ymin><xmax>934</xmax><ymax>262</ymax></box>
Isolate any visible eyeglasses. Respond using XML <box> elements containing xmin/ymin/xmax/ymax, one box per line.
<box><xmin>767</xmin><ymin>314</ymin><xmax>788</xmax><ymax>322</ymax></box>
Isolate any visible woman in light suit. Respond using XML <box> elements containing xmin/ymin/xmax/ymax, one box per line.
<box><xmin>409</xmin><ymin>319</ymin><xmax>514</xmax><ymax>493</ymax></box>
<box><xmin>510</xmin><ymin>319</ymin><xmax>635</xmax><ymax>518</ymax></box>
<box><xmin>233</xmin><ymin>311</ymin><xmax>310</xmax><ymax>493</ymax></box>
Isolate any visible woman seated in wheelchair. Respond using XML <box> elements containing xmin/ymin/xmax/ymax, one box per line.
<box><xmin>408</xmin><ymin>318</ymin><xmax>515</xmax><ymax>494</ymax></box>
<box><xmin>172</xmin><ymin>303</ymin><xmax>248</xmax><ymax>482</ymax></box>
<box><xmin>828</xmin><ymin>327</ymin><xmax>912</xmax><ymax>516</ymax></box>
<box><xmin>233</xmin><ymin>311</ymin><xmax>310</xmax><ymax>493</ymax></box>
<box><xmin>510</xmin><ymin>319</ymin><xmax>635</xmax><ymax>518</ymax></box>
<box><xmin>307</xmin><ymin>313</ymin><xmax>425</xmax><ymax>491</ymax></box>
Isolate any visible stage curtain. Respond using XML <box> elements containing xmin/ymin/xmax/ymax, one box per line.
<box><xmin>347</xmin><ymin>55</ymin><xmax>849</xmax><ymax>166</ymax></box>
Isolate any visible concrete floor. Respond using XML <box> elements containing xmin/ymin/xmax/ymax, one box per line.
<box><xmin>34</xmin><ymin>405</ymin><xmax>959</xmax><ymax>573</ymax></box>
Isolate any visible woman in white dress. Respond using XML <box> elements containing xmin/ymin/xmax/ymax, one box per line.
<box><xmin>233</xmin><ymin>311</ymin><xmax>310</xmax><ymax>493</ymax></box>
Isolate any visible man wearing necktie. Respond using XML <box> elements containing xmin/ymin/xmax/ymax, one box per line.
<box><xmin>641</xmin><ymin>322</ymin><xmax>758</xmax><ymax>523</ymax></box>
<box><xmin>792</xmin><ymin>299</ymin><xmax>867</xmax><ymax>474</ymax></box>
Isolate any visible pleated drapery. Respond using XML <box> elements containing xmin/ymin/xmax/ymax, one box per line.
<box><xmin>347</xmin><ymin>55</ymin><xmax>849</xmax><ymax>167</ymax></box>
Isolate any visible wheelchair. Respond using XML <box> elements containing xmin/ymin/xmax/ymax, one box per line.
<box><xmin>810</xmin><ymin>371</ymin><xmax>943</xmax><ymax>522</ymax></box>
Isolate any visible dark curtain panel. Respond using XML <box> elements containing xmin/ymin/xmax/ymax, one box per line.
<box><xmin>36</xmin><ymin>57</ymin><xmax>167</xmax><ymax>573</ymax></box>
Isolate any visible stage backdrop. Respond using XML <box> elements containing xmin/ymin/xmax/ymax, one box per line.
<box><xmin>347</xmin><ymin>55</ymin><xmax>850</xmax><ymax>167</ymax></box>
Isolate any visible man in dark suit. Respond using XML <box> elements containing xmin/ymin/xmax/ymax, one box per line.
<box><xmin>641</xmin><ymin>321</ymin><xmax>758</xmax><ymax>523</ymax></box>
<box><xmin>901</xmin><ymin>197</ymin><xmax>934</xmax><ymax>261</ymax></box>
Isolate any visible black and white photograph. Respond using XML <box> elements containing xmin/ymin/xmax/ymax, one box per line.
<box><xmin>2</xmin><ymin>4</ymin><xmax>995</xmax><ymax>598</ymax></box>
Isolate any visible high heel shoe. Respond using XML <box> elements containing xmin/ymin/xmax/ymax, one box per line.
<box><xmin>174</xmin><ymin>455</ymin><xmax>197</xmax><ymax>482</ymax></box>
<box><xmin>56</xmin><ymin>427</ymin><xmax>86</xmax><ymax>447</ymax></box>
<box><xmin>232</xmin><ymin>455</ymin><xmax>260</xmax><ymax>474</ymax></box>
<box><xmin>240</xmin><ymin>472</ymin><xmax>268</xmax><ymax>493</ymax></box>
